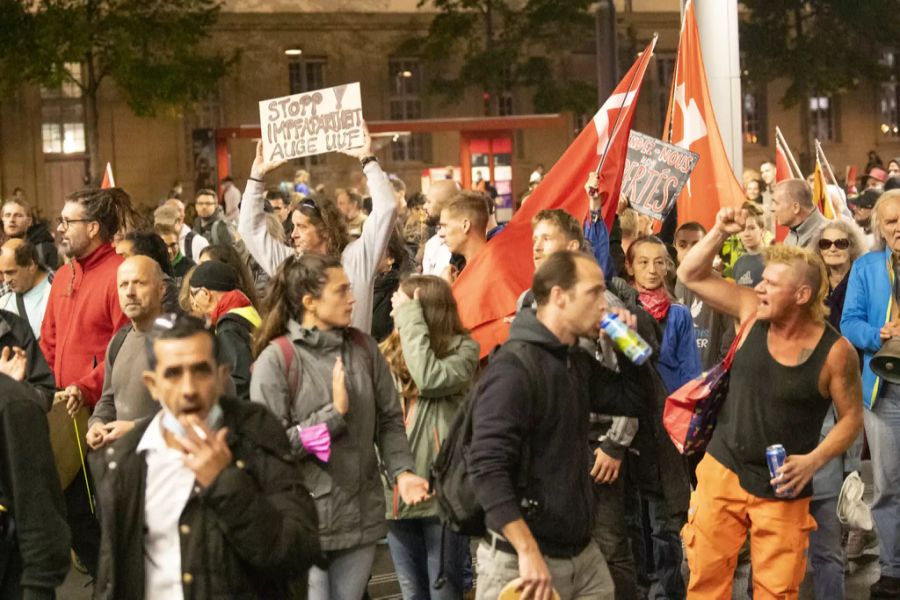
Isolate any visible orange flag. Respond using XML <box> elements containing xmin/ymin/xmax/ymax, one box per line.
<box><xmin>100</xmin><ymin>162</ymin><xmax>115</xmax><ymax>189</ymax></box>
<box><xmin>812</xmin><ymin>158</ymin><xmax>835</xmax><ymax>220</ymax></box>
<box><xmin>453</xmin><ymin>39</ymin><xmax>657</xmax><ymax>357</ymax></box>
<box><xmin>663</xmin><ymin>0</ymin><xmax>744</xmax><ymax>229</ymax></box>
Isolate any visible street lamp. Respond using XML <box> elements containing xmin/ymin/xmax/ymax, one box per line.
<box><xmin>284</xmin><ymin>48</ymin><xmax>303</xmax><ymax>56</ymax></box>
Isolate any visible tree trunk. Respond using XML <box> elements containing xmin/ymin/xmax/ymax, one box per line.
<box><xmin>799</xmin><ymin>99</ymin><xmax>812</xmax><ymax>176</ymax></box>
<box><xmin>83</xmin><ymin>52</ymin><xmax>101</xmax><ymax>184</ymax></box>
<box><xmin>84</xmin><ymin>87</ymin><xmax>100</xmax><ymax>185</ymax></box>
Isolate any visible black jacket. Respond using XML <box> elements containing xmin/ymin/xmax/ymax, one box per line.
<box><xmin>194</xmin><ymin>209</ymin><xmax>234</xmax><ymax>247</ymax></box>
<box><xmin>0</xmin><ymin>376</ymin><xmax>71</xmax><ymax>600</ymax></box>
<box><xmin>609</xmin><ymin>277</ymin><xmax>692</xmax><ymax>517</ymax></box>
<box><xmin>25</xmin><ymin>223</ymin><xmax>59</xmax><ymax>272</ymax></box>
<box><xmin>0</xmin><ymin>310</ymin><xmax>55</xmax><ymax>411</ymax></box>
<box><xmin>90</xmin><ymin>398</ymin><xmax>321</xmax><ymax>600</ymax></box>
<box><xmin>217</xmin><ymin>312</ymin><xmax>255</xmax><ymax>401</ymax></box>
<box><xmin>468</xmin><ymin>309</ymin><xmax>651</xmax><ymax>554</ymax></box>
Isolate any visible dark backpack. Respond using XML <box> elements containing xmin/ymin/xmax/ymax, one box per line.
<box><xmin>430</xmin><ymin>339</ymin><xmax>545</xmax><ymax>537</ymax></box>
<box><xmin>107</xmin><ymin>324</ymin><xmax>134</xmax><ymax>368</ymax></box>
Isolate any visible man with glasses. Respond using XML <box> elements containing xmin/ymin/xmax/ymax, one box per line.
<box><xmin>39</xmin><ymin>186</ymin><xmax>130</xmax><ymax>578</ymax></box>
<box><xmin>91</xmin><ymin>314</ymin><xmax>320</xmax><ymax>599</ymax></box>
<box><xmin>193</xmin><ymin>189</ymin><xmax>235</xmax><ymax>247</ymax></box>
<box><xmin>155</xmin><ymin>224</ymin><xmax>196</xmax><ymax>287</ymax></box>
<box><xmin>154</xmin><ymin>203</ymin><xmax>208</xmax><ymax>262</ymax></box>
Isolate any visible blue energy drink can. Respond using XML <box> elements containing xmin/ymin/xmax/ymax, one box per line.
<box><xmin>766</xmin><ymin>444</ymin><xmax>789</xmax><ymax>497</ymax></box>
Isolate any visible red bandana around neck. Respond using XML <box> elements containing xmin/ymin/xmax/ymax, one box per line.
<box><xmin>637</xmin><ymin>285</ymin><xmax>672</xmax><ymax>321</ymax></box>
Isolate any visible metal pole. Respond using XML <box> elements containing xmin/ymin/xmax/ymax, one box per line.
<box><xmin>595</xmin><ymin>0</ymin><xmax>618</xmax><ymax>104</ymax></box>
<box><xmin>695</xmin><ymin>0</ymin><xmax>743</xmax><ymax>177</ymax></box>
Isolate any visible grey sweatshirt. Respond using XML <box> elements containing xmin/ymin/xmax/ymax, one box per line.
<box><xmin>238</xmin><ymin>161</ymin><xmax>397</xmax><ymax>333</ymax></box>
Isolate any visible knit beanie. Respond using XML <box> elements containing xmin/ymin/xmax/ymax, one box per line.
<box><xmin>190</xmin><ymin>260</ymin><xmax>238</xmax><ymax>292</ymax></box>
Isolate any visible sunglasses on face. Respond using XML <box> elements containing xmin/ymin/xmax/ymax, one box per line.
<box><xmin>818</xmin><ymin>238</ymin><xmax>850</xmax><ymax>250</ymax></box>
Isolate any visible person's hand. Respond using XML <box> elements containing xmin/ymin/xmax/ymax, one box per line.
<box><xmin>396</xmin><ymin>471</ymin><xmax>431</xmax><ymax>505</ymax></box>
<box><xmin>332</xmin><ymin>357</ymin><xmax>349</xmax><ymax>415</ymax></box>
<box><xmin>773</xmin><ymin>453</ymin><xmax>822</xmax><ymax>498</ymax></box>
<box><xmin>440</xmin><ymin>264</ymin><xmax>458</xmax><ymax>285</ymax></box>
<box><xmin>0</xmin><ymin>346</ymin><xmax>26</xmax><ymax>382</ymax></box>
<box><xmin>714</xmin><ymin>207</ymin><xmax>746</xmax><ymax>235</ymax></box>
<box><xmin>102</xmin><ymin>420</ymin><xmax>135</xmax><ymax>444</ymax></box>
<box><xmin>591</xmin><ymin>448</ymin><xmax>622</xmax><ymax>484</ymax></box>
<box><xmin>64</xmin><ymin>385</ymin><xmax>84</xmax><ymax>418</ymax></box>
<box><xmin>86</xmin><ymin>422</ymin><xmax>107</xmax><ymax>450</ymax></box>
<box><xmin>390</xmin><ymin>287</ymin><xmax>418</xmax><ymax>316</ymax></box>
<box><xmin>604</xmin><ymin>306</ymin><xmax>638</xmax><ymax>331</ymax></box>
<box><xmin>584</xmin><ymin>171</ymin><xmax>601</xmax><ymax>209</ymax></box>
<box><xmin>515</xmin><ymin>549</ymin><xmax>554</xmax><ymax>600</ymax></box>
<box><xmin>880</xmin><ymin>319</ymin><xmax>900</xmax><ymax>339</ymax></box>
<box><xmin>175</xmin><ymin>415</ymin><xmax>233</xmax><ymax>488</ymax></box>
<box><xmin>337</xmin><ymin>122</ymin><xmax>373</xmax><ymax>160</ymax></box>
<box><xmin>250</xmin><ymin>140</ymin><xmax>289</xmax><ymax>180</ymax></box>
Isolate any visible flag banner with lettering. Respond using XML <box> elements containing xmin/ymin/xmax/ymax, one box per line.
<box><xmin>453</xmin><ymin>38</ymin><xmax>656</xmax><ymax>358</ymax></box>
<box><xmin>259</xmin><ymin>82</ymin><xmax>364</xmax><ymax>161</ymax></box>
<box><xmin>663</xmin><ymin>0</ymin><xmax>744</xmax><ymax>228</ymax></box>
<box><xmin>621</xmin><ymin>130</ymin><xmax>698</xmax><ymax>221</ymax></box>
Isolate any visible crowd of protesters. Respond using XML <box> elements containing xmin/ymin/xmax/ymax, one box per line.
<box><xmin>0</xmin><ymin>126</ymin><xmax>898</xmax><ymax>600</ymax></box>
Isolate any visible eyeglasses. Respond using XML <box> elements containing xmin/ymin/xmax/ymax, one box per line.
<box><xmin>56</xmin><ymin>217</ymin><xmax>93</xmax><ymax>230</ymax></box>
<box><xmin>818</xmin><ymin>238</ymin><xmax>850</xmax><ymax>250</ymax></box>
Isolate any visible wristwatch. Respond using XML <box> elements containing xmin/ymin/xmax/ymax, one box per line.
<box><xmin>360</xmin><ymin>155</ymin><xmax>378</xmax><ymax>168</ymax></box>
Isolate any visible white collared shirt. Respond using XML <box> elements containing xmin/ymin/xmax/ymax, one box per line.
<box><xmin>137</xmin><ymin>413</ymin><xmax>196</xmax><ymax>600</ymax></box>
<box><xmin>422</xmin><ymin>234</ymin><xmax>451</xmax><ymax>276</ymax></box>
<box><xmin>0</xmin><ymin>274</ymin><xmax>51</xmax><ymax>339</ymax></box>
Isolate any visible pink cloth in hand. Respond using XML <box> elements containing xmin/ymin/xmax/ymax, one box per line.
<box><xmin>298</xmin><ymin>423</ymin><xmax>331</xmax><ymax>462</ymax></box>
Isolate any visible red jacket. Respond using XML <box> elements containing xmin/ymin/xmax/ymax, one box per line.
<box><xmin>40</xmin><ymin>243</ymin><xmax>128</xmax><ymax>405</ymax></box>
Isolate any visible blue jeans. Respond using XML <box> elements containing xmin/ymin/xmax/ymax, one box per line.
<box><xmin>808</xmin><ymin>496</ymin><xmax>844</xmax><ymax>599</ymax></box>
<box><xmin>646</xmin><ymin>495</ymin><xmax>686</xmax><ymax>600</ymax></box>
<box><xmin>868</xmin><ymin>385</ymin><xmax>900</xmax><ymax>578</ymax></box>
<box><xmin>387</xmin><ymin>517</ymin><xmax>467</xmax><ymax>600</ymax></box>
<box><xmin>308</xmin><ymin>544</ymin><xmax>376</xmax><ymax>600</ymax></box>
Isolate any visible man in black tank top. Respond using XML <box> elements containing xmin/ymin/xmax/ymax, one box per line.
<box><xmin>675</xmin><ymin>206</ymin><xmax>863</xmax><ymax>599</ymax></box>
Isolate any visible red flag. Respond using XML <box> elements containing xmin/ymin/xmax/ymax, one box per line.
<box><xmin>100</xmin><ymin>162</ymin><xmax>115</xmax><ymax>189</ymax></box>
<box><xmin>453</xmin><ymin>39</ymin><xmax>657</xmax><ymax>357</ymax></box>
<box><xmin>663</xmin><ymin>0</ymin><xmax>744</xmax><ymax>229</ymax></box>
<box><xmin>775</xmin><ymin>140</ymin><xmax>792</xmax><ymax>182</ymax></box>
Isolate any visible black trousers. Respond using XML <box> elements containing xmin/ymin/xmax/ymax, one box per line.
<box><xmin>64</xmin><ymin>468</ymin><xmax>99</xmax><ymax>578</ymax></box>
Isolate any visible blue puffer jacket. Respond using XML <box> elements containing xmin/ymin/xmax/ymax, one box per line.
<box><xmin>841</xmin><ymin>246</ymin><xmax>893</xmax><ymax>409</ymax></box>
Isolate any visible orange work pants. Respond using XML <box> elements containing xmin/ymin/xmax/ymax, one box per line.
<box><xmin>682</xmin><ymin>454</ymin><xmax>817</xmax><ymax>600</ymax></box>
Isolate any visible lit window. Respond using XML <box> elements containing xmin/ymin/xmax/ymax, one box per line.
<box><xmin>41</xmin><ymin>63</ymin><xmax>85</xmax><ymax>155</ymax></box>
<box><xmin>287</xmin><ymin>56</ymin><xmax>327</xmax><ymax>165</ymax></box>
<box><xmin>809</xmin><ymin>94</ymin><xmax>838</xmax><ymax>142</ymax></box>
<box><xmin>742</xmin><ymin>90</ymin><xmax>767</xmax><ymax>145</ymax></box>
<box><xmin>389</xmin><ymin>58</ymin><xmax>428</xmax><ymax>162</ymax></box>
<box><xmin>879</xmin><ymin>50</ymin><xmax>900</xmax><ymax>139</ymax></box>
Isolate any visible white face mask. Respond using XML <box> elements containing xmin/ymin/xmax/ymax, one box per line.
<box><xmin>160</xmin><ymin>403</ymin><xmax>224</xmax><ymax>439</ymax></box>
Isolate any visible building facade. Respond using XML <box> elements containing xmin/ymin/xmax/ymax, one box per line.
<box><xmin>1</xmin><ymin>0</ymin><xmax>898</xmax><ymax>221</ymax></box>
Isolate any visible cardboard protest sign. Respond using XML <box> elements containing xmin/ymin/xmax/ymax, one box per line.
<box><xmin>619</xmin><ymin>130</ymin><xmax>699</xmax><ymax>221</ymax></box>
<box><xmin>259</xmin><ymin>82</ymin><xmax>364</xmax><ymax>162</ymax></box>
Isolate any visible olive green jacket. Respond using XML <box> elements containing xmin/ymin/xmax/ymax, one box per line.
<box><xmin>385</xmin><ymin>300</ymin><xmax>480</xmax><ymax>520</ymax></box>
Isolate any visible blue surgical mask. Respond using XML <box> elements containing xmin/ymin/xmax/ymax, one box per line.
<box><xmin>161</xmin><ymin>403</ymin><xmax>224</xmax><ymax>438</ymax></box>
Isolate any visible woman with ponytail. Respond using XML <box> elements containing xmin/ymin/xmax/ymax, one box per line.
<box><xmin>379</xmin><ymin>275</ymin><xmax>479</xmax><ymax>599</ymax></box>
<box><xmin>250</xmin><ymin>254</ymin><xmax>430</xmax><ymax>600</ymax></box>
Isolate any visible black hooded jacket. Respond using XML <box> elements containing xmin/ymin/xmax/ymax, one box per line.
<box><xmin>24</xmin><ymin>223</ymin><xmax>59</xmax><ymax>272</ymax></box>
<box><xmin>0</xmin><ymin>377</ymin><xmax>71</xmax><ymax>600</ymax></box>
<box><xmin>467</xmin><ymin>309</ymin><xmax>652</xmax><ymax>554</ymax></box>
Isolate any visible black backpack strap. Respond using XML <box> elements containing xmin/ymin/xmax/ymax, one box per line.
<box><xmin>14</xmin><ymin>294</ymin><xmax>27</xmax><ymax>325</ymax></box>
<box><xmin>108</xmin><ymin>324</ymin><xmax>134</xmax><ymax>368</ymax></box>
<box><xmin>184</xmin><ymin>231</ymin><xmax>195</xmax><ymax>258</ymax></box>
